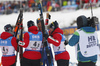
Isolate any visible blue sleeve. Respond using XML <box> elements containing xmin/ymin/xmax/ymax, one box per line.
<box><xmin>69</xmin><ymin>31</ymin><xmax>79</xmax><ymax>46</ymax></box>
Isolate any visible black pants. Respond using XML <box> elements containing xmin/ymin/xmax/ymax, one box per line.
<box><xmin>10</xmin><ymin>63</ymin><xmax>15</xmax><ymax>66</ymax></box>
<box><xmin>57</xmin><ymin>59</ymin><xmax>69</xmax><ymax>66</ymax></box>
<box><xmin>78</xmin><ymin>61</ymin><xmax>96</xmax><ymax>66</ymax></box>
<box><xmin>22</xmin><ymin>57</ymin><xmax>40</xmax><ymax>66</ymax></box>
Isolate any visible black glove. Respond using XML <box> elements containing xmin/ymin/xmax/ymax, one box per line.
<box><xmin>48</xmin><ymin>14</ymin><xmax>51</xmax><ymax>19</ymax></box>
<box><xmin>64</xmin><ymin>40</ymin><xmax>68</xmax><ymax>45</ymax></box>
<box><xmin>44</xmin><ymin>34</ymin><xmax>49</xmax><ymax>39</ymax></box>
<box><xmin>44</xmin><ymin>41</ymin><xmax>48</xmax><ymax>47</ymax></box>
<box><xmin>17</xmin><ymin>39</ymin><xmax>20</xmax><ymax>43</ymax></box>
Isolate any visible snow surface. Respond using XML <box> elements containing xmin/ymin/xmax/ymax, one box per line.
<box><xmin>0</xmin><ymin>7</ymin><xmax>100</xmax><ymax>66</ymax></box>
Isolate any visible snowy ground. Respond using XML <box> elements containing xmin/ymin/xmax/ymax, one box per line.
<box><xmin>0</xmin><ymin>7</ymin><xmax>100</xmax><ymax>66</ymax></box>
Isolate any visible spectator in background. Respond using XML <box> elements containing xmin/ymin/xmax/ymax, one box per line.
<box><xmin>47</xmin><ymin>0</ymin><xmax>51</xmax><ymax>11</ymax></box>
<box><xmin>43</xmin><ymin>0</ymin><xmax>47</xmax><ymax>6</ymax></box>
<box><xmin>28</xmin><ymin>0</ymin><xmax>36</xmax><ymax>12</ymax></box>
<box><xmin>42</xmin><ymin>0</ymin><xmax>47</xmax><ymax>11</ymax></box>
<box><xmin>35</xmin><ymin>0</ymin><xmax>39</xmax><ymax>7</ymax></box>
<box><xmin>10</xmin><ymin>2</ymin><xmax>15</xmax><ymax>10</ymax></box>
<box><xmin>0</xmin><ymin>3</ymin><xmax>2</xmax><ymax>14</ymax></box>
<box><xmin>76</xmin><ymin>0</ymin><xmax>80</xmax><ymax>5</ymax></box>
<box><xmin>28</xmin><ymin>0</ymin><xmax>32</xmax><ymax>7</ymax></box>
<box><xmin>35</xmin><ymin>0</ymin><xmax>39</xmax><ymax>4</ymax></box>
<box><xmin>91</xmin><ymin>0</ymin><xmax>98</xmax><ymax>3</ymax></box>
<box><xmin>0</xmin><ymin>3</ymin><xmax>5</xmax><ymax>14</ymax></box>
<box><xmin>71</xmin><ymin>0</ymin><xmax>76</xmax><ymax>5</ymax></box>
<box><xmin>31</xmin><ymin>0</ymin><xmax>35</xmax><ymax>7</ymax></box>
<box><xmin>76</xmin><ymin>0</ymin><xmax>98</xmax><ymax>5</ymax></box>
<box><xmin>56</xmin><ymin>0</ymin><xmax>60</xmax><ymax>6</ymax></box>
<box><xmin>84</xmin><ymin>0</ymin><xmax>89</xmax><ymax>3</ymax></box>
<box><xmin>69</xmin><ymin>0</ymin><xmax>72</xmax><ymax>5</ymax></box>
<box><xmin>52</xmin><ymin>1</ymin><xmax>60</xmax><ymax>11</ymax></box>
<box><xmin>2</xmin><ymin>0</ymin><xmax>99</xmax><ymax>14</ymax></box>
<box><xmin>22</xmin><ymin>1</ymin><xmax>29</xmax><ymax>12</ymax></box>
<box><xmin>63</xmin><ymin>0</ymin><xmax>67</xmax><ymax>6</ymax></box>
<box><xmin>28</xmin><ymin>0</ymin><xmax>35</xmax><ymax>8</ymax></box>
<box><xmin>67</xmin><ymin>0</ymin><xmax>71</xmax><ymax>5</ymax></box>
<box><xmin>52</xmin><ymin>1</ymin><xmax>56</xmax><ymax>11</ymax></box>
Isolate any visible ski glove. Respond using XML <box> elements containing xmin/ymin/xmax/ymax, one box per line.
<box><xmin>48</xmin><ymin>14</ymin><xmax>51</xmax><ymax>19</ymax></box>
<box><xmin>17</xmin><ymin>39</ymin><xmax>20</xmax><ymax>43</ymax></box>
<box><xmin>18</xmin><ymin>41</ymin><xmax>25</xmax><ymax>46</ymax></box>
<box><xmin>64</xmin><ymin>40</ymin><xmax>68</xmax><ymax>45</ymax></box>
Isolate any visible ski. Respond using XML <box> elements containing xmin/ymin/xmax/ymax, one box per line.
<box><xmin>18</xmin><ymin>9</ymin><xmax>23</xmax><ymax>66</ymax></box>
<box><xmin>14</xmin><ymin>10</ymin><xmax>23</xmax><ymax>37</ymax></box>
<box><xmin>45</xmin><ymin>13</ymin><xmax>54</xmax><ymax>66</ymax></box>
<box><xmin>38</xmin><ymin>1</ymin><xmax>52</xmax><ymax>66</ymax></box>
<box><xmin>14</xmin><ymin>9</ymin><xmax>23</xmax><ymax>66</ymax></box>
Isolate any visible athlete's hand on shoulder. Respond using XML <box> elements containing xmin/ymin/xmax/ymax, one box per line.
<box><xmin>18</xmin><ymin>41</ymin><xmax>25</xmax><ymax>46</ymax></box>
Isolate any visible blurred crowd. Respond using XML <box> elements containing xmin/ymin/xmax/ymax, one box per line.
<box><xmin>0</xmin><ymin>0</ymin><xmax>100</xmax><ymax>15</ymax></box>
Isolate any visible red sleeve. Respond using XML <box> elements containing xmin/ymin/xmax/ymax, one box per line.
<box><xmin>21</xmin><ymin>32</ymin><xmax>29</xmax><ymax>48</ymax></box>
<box><xmin>11</xmin><ymin>37</ymin><xmax>18</xmax><ymax>51</ymax></box>
<box><xmin>47</xmin><ymin>34</ymin><xmax>62</xmax><ymax>46</ymax></box>
<box><xmin>45</xmin><ymin>19</ymin><xmax>49</xmax><ymax>25</ymax></box>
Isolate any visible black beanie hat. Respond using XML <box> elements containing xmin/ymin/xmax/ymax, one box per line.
<box><xmin>27</xmin><ymin>20</ymin><xmax>35</xmax><ymax>28</ymax></box>
<box><xmin>77</xmin><ymin>15</ymin><xmax>88</xmax><ymax>29</ymax></box>
<box><xmin>4</xmin><ymin>24</ymin><xmax>13</xmax><ymax>32</ymax></box>
<box><xmin>50</xmin><ymin>21</ymin><xmax>59</xmax><ymax>29</ymax></box>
